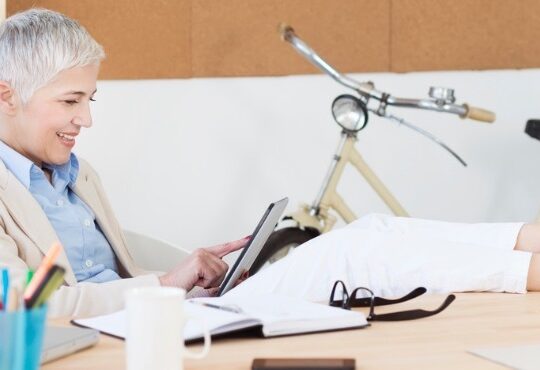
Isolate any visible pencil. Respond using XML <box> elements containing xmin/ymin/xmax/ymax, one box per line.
<box><xmin>6</xmin><ymin>287</ymin><xmax>18</xmax><ymax>312</ymax></box>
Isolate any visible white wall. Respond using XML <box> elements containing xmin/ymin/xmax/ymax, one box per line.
<box><xmin>75</xmin><ymin>69</ymin><xmax>540</xmax><ymax>251</ymax></box>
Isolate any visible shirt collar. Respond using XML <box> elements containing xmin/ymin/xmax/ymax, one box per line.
<box><xmin>42</xmin><ymin>154</ymin><xmax>79</xmax><ymax>190</ymax></box>
<box><xmin>0</xmin><ymin>139</ymin><xmax>79</xmax><ymax>189</ymax></box>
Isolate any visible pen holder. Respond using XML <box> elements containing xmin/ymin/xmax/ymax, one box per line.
<box><xmin>0</xmin><ymin>305</ymin><xmax>48</xmax><ymax>370</ymax></box>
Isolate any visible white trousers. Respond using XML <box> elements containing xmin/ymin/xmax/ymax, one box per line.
<box><xmin>226</xmin><ymin>214</ymin><xmax>531</xmax><ymax>302</ymax></box>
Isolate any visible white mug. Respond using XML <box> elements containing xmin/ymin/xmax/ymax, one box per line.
<box><xmin>125</xmin><ymin>287</ymin><xmax>210</xmax><ymax>370</ymax></box>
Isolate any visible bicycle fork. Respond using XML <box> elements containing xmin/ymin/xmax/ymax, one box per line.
<box><xmin>288</xmin><ymin>132</ymin><xmax>409</xmax><ymax>233</ymax></box>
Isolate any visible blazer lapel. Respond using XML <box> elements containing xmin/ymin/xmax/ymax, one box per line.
<box><xmin>0</xmin><ymin>161</ymin><xmax>77</xmax><ymax>285</ymax></box>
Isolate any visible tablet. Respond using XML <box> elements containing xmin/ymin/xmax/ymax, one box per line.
<box><xmin>218</xmin><ymin>197</ymin><xmax>288</xmax><ymax>296</ymax></box>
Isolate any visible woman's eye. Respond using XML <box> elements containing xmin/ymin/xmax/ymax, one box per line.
<box><xmin>64</xmin><ymin>100</ymin><xmax>78</xmax><ymax>105</ymax></box>
<box><xmin>90</xmin><ymin>98</ymin><xmax>96</xmax><ymax>102</ymax></box>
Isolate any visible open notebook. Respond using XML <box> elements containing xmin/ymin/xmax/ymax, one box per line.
<box><xmin>73</xmin><ymin>294</ymin><xmax>368</xmax><ymax>341</ymax></box>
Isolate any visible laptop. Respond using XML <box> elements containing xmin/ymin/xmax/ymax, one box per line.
<box><xmin>41</xmin><ymin>326</ymin><xmax>99</xmax><ymax>364</ymax></box>
<box><xmin>217</xmin><ymin>197</ymin><xmax>288</xmax><ymax>296</ymax></box>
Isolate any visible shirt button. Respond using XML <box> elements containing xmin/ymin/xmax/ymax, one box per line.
<box><xmin>84</xmin><ymin>219</ymin><xmax>92</xmax><ymax>227</ymax></box>
<box><xmin>56</xmin><ymin>199</ymin><xmax>64</xmax><ymax>207</ymax></box>
<box><xmin>85</xmin><ymin>259</ymin><xmax>93</xmax><ymax>268</ymax></box>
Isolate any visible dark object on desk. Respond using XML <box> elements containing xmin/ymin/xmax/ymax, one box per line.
<box><xmin>252</xmin><ymin>358</ymin><xmax>355</xmax><ymax>370</ymax></box>
<box><xmin>525</xmin><ymin>119</ymin><xmax>540</xmax><ymax>141</ymax></box>
<box><xmin>329</xmin><ymin>280</ymin><xmax>455</xmax><ymax>321</ymax></box>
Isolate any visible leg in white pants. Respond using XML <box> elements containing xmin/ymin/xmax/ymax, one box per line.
<box><xmin>226</xmin><ymin>214</ymin><xmax>531</xmax><ymax>302</ymax></box>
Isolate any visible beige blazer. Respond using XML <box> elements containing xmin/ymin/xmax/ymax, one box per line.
<box><xmin>0</xmin><ymin>158</ymin><xmax>160</xmax><ymax>318</ymax></box>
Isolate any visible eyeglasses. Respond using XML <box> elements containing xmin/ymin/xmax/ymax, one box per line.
<box><xmin>329</xmin><ymin>280</ymin><xmax>455</xmax><ymax>321</ymax></box>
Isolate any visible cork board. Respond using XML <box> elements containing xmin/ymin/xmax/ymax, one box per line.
<box><xmin>391</xmin><ymin>0</ymin><xmax>540</xmax><ymax>71</ymax></box>
<box><xmin>7</xmin><ymin>0</ymin><xmax>192</xmax><ymax>79</ymax></box>
<box><xmin>6</xmin><ymin>0</ymin><xmax>540</xmax><ymax>79</ymax></box>
<box><xmin>191</xmin><ymin>0</ymin><xmax>390</xmax><ymax>77</ymax></box>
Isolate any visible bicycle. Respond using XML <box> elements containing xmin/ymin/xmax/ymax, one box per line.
<box><xmin>249</xmin><ymin>24</ymin><xmax>495</xmax><ymax>274</ymax></box>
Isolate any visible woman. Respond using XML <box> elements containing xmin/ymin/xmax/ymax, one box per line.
<box><xmin>1</xmin><ymin>9</ymin><xmax>540</xmax><ymax>319</ymax></box>
<box><xmin>0</xmin><ymin>9</ymin><xmax>248</xmax><ymax>318</ymax></box>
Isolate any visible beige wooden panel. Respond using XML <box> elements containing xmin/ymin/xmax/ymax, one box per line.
<box><xmin>7</xmin><ymin>0</ymin><xmax>192</xmax><ymax>79</ymax></box>
<box><xmin>192</xmin><ymin>0</ymin><xmax>390</xmax><ymax>77</ymax></box>
<box><xmin>391</xmin><ymin>0</ymin><xmax>540</xmax><ymax>71</ymax></box>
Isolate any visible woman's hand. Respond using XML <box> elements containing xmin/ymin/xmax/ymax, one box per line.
<box><xmin>158</xmin><ymin>237</ymin><xmax>249</xmax><ymax>291</ymax></box>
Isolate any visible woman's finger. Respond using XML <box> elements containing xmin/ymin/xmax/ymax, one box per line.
<box><xmin>204</xmin><ymin>236</ymin><xmax>251</xmax><ymax>258</ymax></box>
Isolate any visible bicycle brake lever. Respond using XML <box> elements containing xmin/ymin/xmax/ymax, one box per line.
<box><xmin>382</xmin><ymin>113</ymin><xmax>467</xmax><ymax>167</ymax></box>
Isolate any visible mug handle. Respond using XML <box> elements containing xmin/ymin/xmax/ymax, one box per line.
<box><xmin>184</xmin><ymin>315</ymin><xmax>211</xmax><ymax>359</ymax></box>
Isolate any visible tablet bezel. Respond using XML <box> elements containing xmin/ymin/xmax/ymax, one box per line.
<box><xmin>217</xmin><ymin>197</ymin><xmax>288</xmax><ymax>296</ymax></box>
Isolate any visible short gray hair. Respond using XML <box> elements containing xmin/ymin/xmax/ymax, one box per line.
<box><xmin>0</xmin><ymin>8</ymin><xmax>105</xmax><ymax>104</ymax></box>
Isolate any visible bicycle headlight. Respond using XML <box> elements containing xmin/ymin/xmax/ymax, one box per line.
<box><xmin>331</xmin><ymin>94</ymin><xmax>368</xmax><ymax>133</ymax></box>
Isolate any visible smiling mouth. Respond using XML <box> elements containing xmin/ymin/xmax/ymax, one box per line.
<box><xmin>56</xmin><ymin>132</ymin><xmax>76</xmax><ymax>142</ymax></box>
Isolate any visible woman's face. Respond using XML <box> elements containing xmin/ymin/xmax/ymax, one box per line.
<box><xmin>10</xmin><ymin>64</ymin><xmax>99</xmax><ymax>167</ymax></box>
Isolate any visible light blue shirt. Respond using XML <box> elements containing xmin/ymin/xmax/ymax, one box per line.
<box><xmin>0</xmin><ymin>140</ymin><xmax>120</xmax><ymax>283</ymax></box>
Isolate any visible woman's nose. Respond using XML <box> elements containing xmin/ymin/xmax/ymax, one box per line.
<box><xmin>72</xmin><ymin>116</ymin><xmax>92</xmax><ymax>127</ymax></box>
<box><xmin>72</xmin><ymin>104</ymin><xmax>93</xmax><ymax>127</ymax></box>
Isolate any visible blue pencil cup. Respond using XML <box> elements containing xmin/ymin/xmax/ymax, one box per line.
<box><xmin>0</xmin><ymin>304</ymin><xmax>48</xmax><ymax>370</ymax></box>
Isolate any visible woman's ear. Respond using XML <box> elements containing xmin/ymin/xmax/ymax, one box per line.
<box><xmin>0</xmin><ymin>81</ymin><xmax>18</xmax><ymax>116</ymax></box>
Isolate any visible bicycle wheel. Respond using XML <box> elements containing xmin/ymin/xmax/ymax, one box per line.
<box><xmin>249</xmin><ymin>227</ymin><xmax>320</xmax><ymax>274</ymax></box>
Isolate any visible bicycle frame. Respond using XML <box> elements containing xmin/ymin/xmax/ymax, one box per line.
<box><xmin>289</xmin><ymin>132</ymin><xmax>408</xmax><ymax>234</ymax></box>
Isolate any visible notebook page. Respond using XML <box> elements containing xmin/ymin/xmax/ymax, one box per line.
<box><xmin>197</xmin><ymin>294</ymin><xmax>368</xmax><ymax>337</ymax></box>
<box><xmin>73</xmin><ymin>301</ymin><xmax>259</xmax><ymax>341</ymax></box>
<box><xmin>73</xmin><ymin>309</ymin><xmax>126</xmax><ymax>338</ymax></box>
<box><xmin>184</xmin><ymin>302</ymin><xmax>258</xmax><ymax>340</ymax></box>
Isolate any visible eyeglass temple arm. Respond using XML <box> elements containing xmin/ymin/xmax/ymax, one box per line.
<box><xmin>353</xmin><ymin>287</ymin><xmax>427</xmax><ymax>307</ymax></box>
<box><xmin>369</xmin><ymin>294</ymin><xmax>456</xmax><ymax>321</ymax></box>
<box><xmin>373</xmin><ymin>287</ymin><xmax>427</xmax><ymax>306</ymax></box>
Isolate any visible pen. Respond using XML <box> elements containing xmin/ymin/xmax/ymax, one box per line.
<box><xmin>32</xmin><ymin>267</ymin><xmax>65</xmax><ymax>308</ymax></box>
<box><xmin>25</xmin><ymin>270</ymin><xmax>34</xmax><ymax>289</ymax></box>
<box><xmin>2</xmin><ymin>268</ymin><xmax>9</xmax><ymax>310</ymax></box>
<box><xmin>24</xmin><ymin>242</ymin><xmax>62</xmax><ymax>301</ymax></box>
<box><xmin>192</xmin><ymin>301</ymin><xmax>243</xmax><ymax>314</ymax></box>
<box><xmin>25</xmin><ymin>265</ymin><xmax>63</xmax><ymax>309</ymax></box>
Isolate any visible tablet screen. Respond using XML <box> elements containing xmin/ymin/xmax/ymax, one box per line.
<box><xmin>217</xmin><ymin>198</ymin><xmax>288</xmax><ymax>296</ymax></box>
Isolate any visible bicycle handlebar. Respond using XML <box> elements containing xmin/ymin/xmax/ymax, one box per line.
<box><xmin>279</xmin><ymin>23</ymin><xmax>495</xmax><ymax>123</ymax></box>
<box><xmin>278</xmin><ymin>24</ymin><xmax>376</xmax><ymax>95</ymax></box>
<box><xmin>460</xmin><ymin>104</ymin><xmax>496</xmax><ymax>123</ymax></box>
